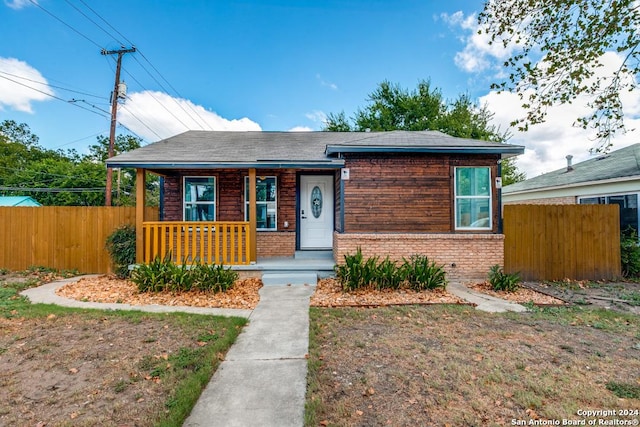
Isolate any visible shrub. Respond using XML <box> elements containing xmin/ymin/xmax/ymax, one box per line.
<box><xmin>401</xmin><ymin>255</ymin><xmax>447</xmax><ymax>291</ymax></box>
<box><xmin>191</xmin><ymin>263</ymin><xmax>238</xmax><ymax>293</ymax></box>
<box><xmin>334</xmin><ymin>249</ymin><xmax>447</xmax><ymax>291</ymax></box>
<box><xmin>130</xmin><ymin>256</ymin><xmax>237</xmax><ymax>294</ymax></box>
<box><xmin>620</xmin><ymin>227</ymin><xmax>640</xmax><ymax>278</ymax></box>
<box><xmin>106</xmin><ymin>225</ymin><xmax>136</xmax><ymax>278</ymax></box>
<box><xmin>488</xmin><ymin>265</ymin><xmax>520</xmax><ymax>292</ymax></box>
<box><xmin>335</xmin><ymin>248</ymin><xmax>378</xmax><ymax>291</ymax></box>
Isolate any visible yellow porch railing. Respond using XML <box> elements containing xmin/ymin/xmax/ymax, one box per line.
<box><xmin>142</xmin><ymin>221</ymin><xmax>251</xmax><ymax>265</ymax></box>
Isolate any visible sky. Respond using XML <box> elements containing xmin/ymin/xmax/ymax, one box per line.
<box><xmin>1</xmin><ymin>0</ymin><xmax>639</xmax><ymax>179</ymax></box>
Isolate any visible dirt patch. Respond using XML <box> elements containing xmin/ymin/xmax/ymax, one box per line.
<box><xmin>466</xmin><ymin>281</ymin><xmax>566</xmax><ymax>305</ymax></box>
<box><xmin>522</xmin><ymin>281</ymin><xmax>640</xmax><ymax>314</ymax></box>
<box><xmin>56</xmin><ymin>275</ymin><xmax>263</xmax><ymax>309</ymax></box>
<box><xmin>0</xmin><ymin>311</ymin><xmax>243</xmax><ymax>426</ymax></box>
<box><xmin>307</xmin><ymin>305</ymin><xmax>640</xmax><ymax>426</ymax></box>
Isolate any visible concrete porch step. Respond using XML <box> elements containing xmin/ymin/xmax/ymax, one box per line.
<box><xmin>261</xmin><ymin>272</ymin><xmax>318</xmax><ymax>286</ymax></box>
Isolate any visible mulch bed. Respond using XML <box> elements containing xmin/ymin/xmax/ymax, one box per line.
<box><xmin>466</xmin><ymin>281</ymin><xmax>566</xmax><ymax>305</ymax></box>
<box><xmin>310</xmin><ymin>278</ymin><xmax>468</xmax><ymax>307</ymax></box>
<box><xmin>56</xmin><ymin>275</ymin><xmax>262</xmax><ymax>310</ymax></box>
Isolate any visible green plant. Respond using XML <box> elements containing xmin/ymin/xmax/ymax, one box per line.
<box><xmin>606</xmin><ymin>381</ymin><xmax>640</xmax><ymax>399</ymax></box>
<box><xmin>335</xmin><ymin>247</ymin><xmax>375</xmax><ymax>291</ymax></box>
<box><xmin>106</xmin><ymin>225</ymin><xmax>137</xmax><ymax>278</ymax></box>
<box><xmin>191</xmin><ymin>263</ymin><xmax>238</xmax><ymax>293</ymax></box>
<box><xmin>130</xmin><ymin>256</ymin><xmax>237</xmax><ymax>294</ymax></box>
<box><xmin>487</xmin><ymin>265</ymin><xmax>520</xmax><ymax>292</ymax></box>
<box><xmin>620</xmin><ymin>227</ymin><xmax>640</xmax><ymax>278</ymax></box>
<box><xmin>375</xmin><ymin>257</ymin><xmax>403</xmax><ymax>290</ymax></box>
<box><xmin>401</xmin><ymin>254</ymin><xmax>447</xmax><ymax>290</ymax></box>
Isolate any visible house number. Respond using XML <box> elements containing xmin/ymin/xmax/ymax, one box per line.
<box><xmin>311</xmin><ymin>186</ymin><xmax>322</xmax><ymax>218</ymax></box>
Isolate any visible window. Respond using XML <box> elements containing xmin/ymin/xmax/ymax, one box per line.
<box><xmin>455</xmin><ymin>167</ymin><xmax>491</xmax><ymax>230</ymax></box>
<box><xmin>184</xmin><ymin>177</ymin><xmax>216</xmax><ymax>221</ymax></box>
<box><xmin>579</xmin><ymin>193</ymin><xmax>639</xmax><ymax>233</ymax></box>
<box><xmin>245</xmin><ymin>176</ymin><xmax>277</xmax><ymax>230</ymax></box>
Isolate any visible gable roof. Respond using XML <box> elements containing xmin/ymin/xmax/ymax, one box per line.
<box><xmin>0</xmin><ymin>196</ymin><xmax>42</xmax><ymax>206</ymax></box>
<box><xmin>107</xmin><ymin>130</ymin><xmax>524</xmax><ymax>170</ymax></box>
<box><xmin>503</xmin><ymin>143</ymin><xmax>640</xmax><ymax>194</ymax></box>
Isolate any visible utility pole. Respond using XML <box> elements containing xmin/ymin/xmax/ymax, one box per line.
<box><xmin>101</xmin><ymin>46</ymin><xmax>136</xmax><ymax>206</ymax></box>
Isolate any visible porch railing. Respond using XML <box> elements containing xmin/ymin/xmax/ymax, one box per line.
<box><xmin>142</xmin><ymin>221</ymin><xmax>251</xmax><ymax>265</ymax></box>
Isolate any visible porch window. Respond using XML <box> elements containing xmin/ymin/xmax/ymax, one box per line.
<box><xmin>183</xmin><ymin>177</ymin><xmax>216</xmax><ymax>221</ymax></box>
<box><xmin>244</xmin><ymin>176</ymin><xmax>277</xmax><ymax>230</ymax></box>
<box><xmin>455</xmin><ymin>167</ymin><xmax>491</xmax><ymax>230</ymax></box>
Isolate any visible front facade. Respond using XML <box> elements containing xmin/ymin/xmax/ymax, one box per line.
<box><xmin>108</xmin><ymin>131</ymin><xmax>523</xmax><ymax>279</ymax></box>
<box><xmin>503</xmin><ymin>144</ymin><xmax>640</xmax><ymax>233</ymax></box>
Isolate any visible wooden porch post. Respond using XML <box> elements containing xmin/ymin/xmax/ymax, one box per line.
<box><xmin>136</xmin><ymin>168</ymin><xmax>146</xmax><ymax>263</ymax></box>
<box><xmin>249</xmin><ymin>168</ymin><xmax>257</xmax><ymax>262</ymax></box>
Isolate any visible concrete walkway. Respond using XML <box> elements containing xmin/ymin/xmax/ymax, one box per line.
<box><xmin>20</xmin><ymin>275</ymin><xmax>524</xmax><ymax>426</ymax></box>
<box><xmin>183</xmin><ymin>284</ymin><xmax>314</xmax><ymax>427</ymax></box>
<box><xmin>20</xmin><ymin>275</ymin><xmax>252</xmax><ymax>318</ymax></box>
<box><xmin>448</xmin><ymin>281</ymin><xmax>527</xmax><ymax>313</ymax></box>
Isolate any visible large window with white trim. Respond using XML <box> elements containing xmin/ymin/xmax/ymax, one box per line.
<box><xmin>244</xmin><ymin>176</ymin><xmax>277</xmax><ymax>230</ymax></box>
<box><xmin>455</xmin><ymin>167</ymin><xmax>492</xmax><ymax>230</ymax></box>
<box><xmin>183</xmin><ymin>177</ymin><xmax>216</xmax><ymax>221</ymax></box>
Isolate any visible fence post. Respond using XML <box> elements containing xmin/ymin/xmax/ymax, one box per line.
<box><xmin>136</xmin><ymin>168</ymin><xmax>146</xmax><ymax>263</ymax></box>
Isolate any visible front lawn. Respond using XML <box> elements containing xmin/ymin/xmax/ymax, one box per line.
<box><xmin>0</xmin><ymin>269</ymin><xmax>247</xmax><ymax>427</ymax></box>
<box><xmin>306</xmin><ymin>305</ymin><xmax>640</xmax><ymax>426</ymax></box>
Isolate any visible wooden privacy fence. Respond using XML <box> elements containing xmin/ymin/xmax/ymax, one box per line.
<box><xmin>0</xmin><ymin>206</ymin><xmax>158</xmax><ymax>273</ymax></box>
<box><xmin>503</xmin><ymin>204</ymin><xmax>621</xmax><ymax>281</ymax></box>
<box><xmin>142</xmin><ymin>221</ymin><xmax>251</xmax><ymax>265</ymax></box>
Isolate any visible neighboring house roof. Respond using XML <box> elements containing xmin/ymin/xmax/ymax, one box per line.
<box><xmin>107</xmin><ymin>130</ymin><xmax>524</xmax><ymax>170</ymax></box>
<box><xmin>0</xmin><ymin>196</ymin><xmax>42</xmax><ymax>206</ymax></box>
<box><xmin>503</xmin><ymin>143</ymin><xmax>640</xmax><ymax>195</ymax></box>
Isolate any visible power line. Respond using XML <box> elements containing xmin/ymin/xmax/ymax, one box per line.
<box><xmin>0</xmin><ymin>70</ymin><xmax>107</xmax><ymax>100</ymax></box>
<box><xmin>63</xmin><ymin>0</ymin><xmax>122</xmax><ymax>45</ymax></box>
<box><xmin>0</xmin><ymin>74</ymin><xmax>110</xmax><ymax>119</ymax></box>
<box><xmin>0</xmin><ymin>186</ymin><xmax>105</xmax><ymax>193</ymax></box>
<box><xmin>27</xmin><ymin>0</ymin><xmax>103</xmax><ymax>49</ymax></box>
<box><xmin>119</xmin><ymin>103</ymin><xmax>164</xmax><ymax>140</ymax></box>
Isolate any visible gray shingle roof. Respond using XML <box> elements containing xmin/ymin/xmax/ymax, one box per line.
<box><xmin>503</xmin><ymin>143</ymin><xmax>640</xmax><ymax>194</ymax></box>
<box><xmin>107</xmin><ymin>130</ymin><xmax>524</xmax><ymax>169</ymax></box>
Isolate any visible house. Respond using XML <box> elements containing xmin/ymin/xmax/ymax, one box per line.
<box><xmin>0</xmin><ymin>196</ymin><xmax>42</xmax><ymax>207</ymax></box>
<box><xmin>503</xmin><ymin>143</ymin><xmax>640</xmax><ymax>233</ymax></box>
<box><xmin>107</xmin><ymin>130</ymin><xmax>524</xmax><ymax>279</ymax></box>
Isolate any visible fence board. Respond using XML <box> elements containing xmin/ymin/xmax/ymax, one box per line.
<box><xmin>0</xmin><ymin>206</ymin><xmax>158</xmax><ymax>273</ymax></box>
<box><xmin>504</xmin><ymin>204</ymin><xmax>621</xmax><ymax>281</ymax></box>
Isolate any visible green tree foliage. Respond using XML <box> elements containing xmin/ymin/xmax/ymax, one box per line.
<box><xmin>323</xmin><ymin>80</ymin><xmax>525</xmax><ymax>185</ymax></box>
<box><xmin>478</xmin><ymin>0</ymin><xmax>640</xmax><ymax>150</ymax></box>
<box><xmin>0</xmin><ymin>120</ymin><xmax>157</xmax><ymax>206</ymax></box>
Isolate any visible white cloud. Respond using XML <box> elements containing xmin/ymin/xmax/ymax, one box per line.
<box><xmin>316</xmin><ymin>74</ymin><xmax>338</xmax><ymax>91</ymax></box>
<box><xmin>481</xmin><ymin>84</ymin><xmax>640</xmax><ymax>178</ymax></box>
<box><xmin>0</xmin><ymin>57</ymin><xmax>53</xmax><ymax>113</ymax></box>
<box><xmin>441</xmin><ymin>11</ymin><xmax>519</xmax><ymax>74</ymax></box>
<box><xmin>4</xmin><ymin>0</ymin><xmax>35</xmax><ymax>10</ymax></box>
<box><xmin>288</xmin><ymin>126</ymin><xmax>313</xmax><ymax>132</ymax></box>
<box><xmin>305</xmin><ymin>110</ymin><xmax>327</xmax><ymax>124</ymax></box>
<box><xmin>119</xmin><ymin>90</ymin><xmax>261</xmax><ymax>141</ymax></box>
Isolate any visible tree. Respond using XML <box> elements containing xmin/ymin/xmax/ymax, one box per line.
<box><xmin>86</xmin><ymin>135</ymin><xmax>142</xmax><ymax>163</ymax></box>
<box><xmin>323</xmin><ymin>80</ymin><xmax>525</xmax><ymax>185</ymax></box>
<box><xmin>479</xmin><ymin>0</ymin><xmax>640</xmax><ymax>150</ymax></box>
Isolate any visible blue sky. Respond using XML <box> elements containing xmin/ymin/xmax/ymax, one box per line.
<box><xmin>1</xmin><ymin>0</ymin><xmax>638</xmax><ymax>178</ymax></box>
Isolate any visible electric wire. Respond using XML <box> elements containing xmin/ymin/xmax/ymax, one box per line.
<box><xmin>0</xmin><ymin>74</ymin><xmax>110</xmax><ymax>119</ymax></box>
<box><xmin>0</xmin><ymin>70</ymin><xmax>107</xmax><ymax>100</ymax></box>
<box><xmin>27</xmin><ymin>0</ymin><xmax>103</xmax><ymax>49</ymax></box>
<box><xmin>63</xmin><ymin>0</ymin><xmax>122</xmax><ymax>46</ymax></box>
<box><xmin>118</xmin><ymin>104</ymin><xmax>165</xmax><ymax>140</ymax></box>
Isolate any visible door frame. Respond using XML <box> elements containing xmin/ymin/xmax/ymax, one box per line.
<box><xmin>296</xmin><ymin>171</ymin><xmax>336</xmax><ymax>250</ymax></box>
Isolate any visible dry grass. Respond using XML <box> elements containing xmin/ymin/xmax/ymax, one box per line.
<box><xmin>306</xmin><ymin>305</ymin><xmax>640</xmax><ymax>426</ymax></box>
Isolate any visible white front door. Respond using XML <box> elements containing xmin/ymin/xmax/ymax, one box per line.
<box><xmin>300</xmin><ymin>175</ymin><xmax>334</xmax><ymax>249</ymax></box>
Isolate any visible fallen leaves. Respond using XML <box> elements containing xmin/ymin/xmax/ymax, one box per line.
<box><xmin>56</xmin><ymin>275</ymin><xmax>263</xmax><ymax>309</ymax></box>
<box><xmin>310</xmin><ymin>278</ymin><xmax>467</xmax><ymax>307</ymax></box>
<box><xmin>467</xmin><ymin>281</ymin><xmax>565</xmax><ymax>305</ymax></box>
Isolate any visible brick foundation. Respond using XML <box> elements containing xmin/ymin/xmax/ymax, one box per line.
<box><xmin>334</xmin><ymin>232</ymin><xmax>504</xmax><ymax>280</ymax></box>
<box><xmin>256</xmin><ymin>232</ymin><xmax>296</xmax><ymax>258</ymax></box>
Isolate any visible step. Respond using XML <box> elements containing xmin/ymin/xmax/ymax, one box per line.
<box><xmin>261</xmin><ymin>272</ymin><xmax>318</xmax><ymax>286</ymax></box>
<box><xmin>294</xmin><ymin>250</ymin><xmax>333</xmax><ymax>260</ymax></box>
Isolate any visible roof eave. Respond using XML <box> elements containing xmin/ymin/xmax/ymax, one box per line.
<box><xmin>105</xmin><ymin>160</ymin><xmax>345</xmax><ymax>170</ymax></box>
<box><xmin>325</xmin><ymin>145</ymin><xmax>524</xmax><ymax>158</ymax></box>
<box><xmin>503</xmin><ymin>174</ymin><xmax>640</xmax><ymax>195</ymax></box>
